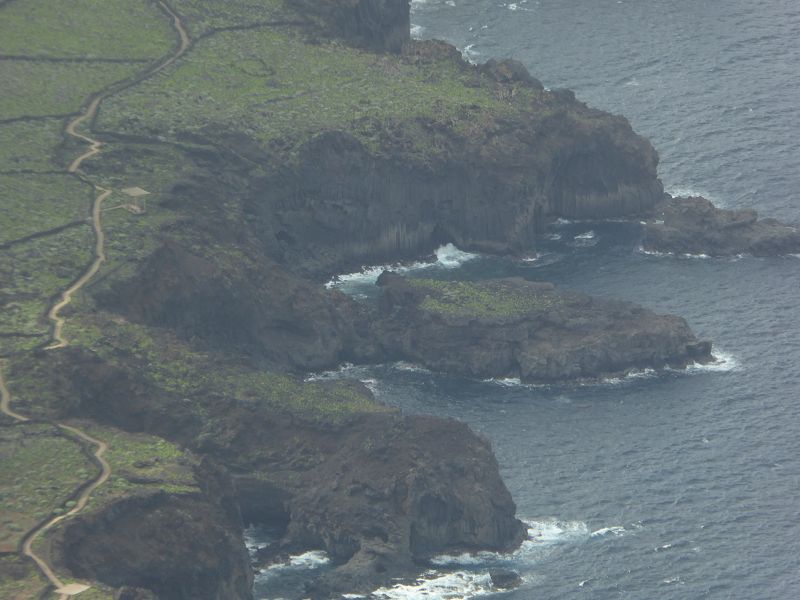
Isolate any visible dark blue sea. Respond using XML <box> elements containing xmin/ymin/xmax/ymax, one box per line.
<box><xmin>253</xmin><ymin>1</ymin><xmax>800</xmax><ymax>597</ymax></box>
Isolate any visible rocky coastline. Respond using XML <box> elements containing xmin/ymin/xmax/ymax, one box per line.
<box><xmin>643</xmin><ymin>195</ymin><xmax>800</xmax><ymax>257</ymax></box>
<box><xmin>0</xmin><ymin>1</ymin><xmax>767</xmax><ymax>599</ymax></box>
<box><xmin>372</xmin><ymin>272</ymin><xmax>713</xmax><ymax>382</ymax></box>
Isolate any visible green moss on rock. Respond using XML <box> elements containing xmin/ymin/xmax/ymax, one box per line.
<box><xmin>410</xmin><ymin>278</ymin><xmax>561</xmax><ymax>319</ymax></box>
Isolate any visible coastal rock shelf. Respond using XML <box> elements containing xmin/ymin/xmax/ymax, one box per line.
<box><xmin>373</xmin><ymin>273</ymin><xmax>713</xmax><ymax>382</ymax></box>
<box><xmin>644</xmin><ymin>195</ymin><xmax>800</xmax><ymax>256</ymax></box>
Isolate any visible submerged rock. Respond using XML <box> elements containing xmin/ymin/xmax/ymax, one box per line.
<box><xmin>490</xmin><ymin>568</ymin><xmax>523</xmax><ymax>590</ymax></box>
<box><xmin>373</xmin><ymin>272</ymin><xmax>713</xmax><ymax>382</ymax></box>
<box><xmin>644</xmin><ymin>195</ymin><xmax>800</xmax><ymax>256</ymax></box>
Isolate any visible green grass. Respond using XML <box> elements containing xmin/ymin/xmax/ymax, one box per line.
<box><xmin>0</xmin><ymin>555</ymin><xmax>49</xmax><ymax>600</ymax></box>
<box><xmin>0</xmin><ymin>120</ymin><xmax>65</xmax><ymax>172</ymax></box>
<box><xmin>0</xmin><ymin>174</ymin><xmax>92</xmax><ymax>245</ymax></box>
<box><xmin>97</xmin><ymin>27</ymin><xmax>534</xmax><ymax>157</ymax></box>
<box><xmin>0</xmin><ymin>224</ymin><xmax>95</xmax><ymax>341</ymax></box>
<box><xmin>77</xmin><ymin>423</ymin><xmax>198</xmax><ymax>512</ymax></box>
<box><xmin>170</xmin><ymin>0</ymin><xmax>295</xmax><ymax>36</ymax></box>
<box><xmin>410</xmin><ymin>278</ymin><xmax>562</xmax><ymax>319</ymax></box>
<box><xmin>67</xmin><ymin>314</ymin><xmax>387</xmax><ymax>422</ymax></box>
<box><xmin>0</xmin><ymin>0</ymin><xmax>175</xmax><ymax>60</ymax></box>
<box><xmin>0</xmin><ymin>61</ymin><xmax>142</xmax><ymax>119</ymax></box>
<box><xmin>0</xmin><ymin>423</ymin><xmax>95</xmax><ymax>551</ymax></box>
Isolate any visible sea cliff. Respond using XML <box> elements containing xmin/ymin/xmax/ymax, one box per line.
<box><xmin>0</xmin><ymin>0</ymin><xmax>708</xmax><ymax>598</ymax></box>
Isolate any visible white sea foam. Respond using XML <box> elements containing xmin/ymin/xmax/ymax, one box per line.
<box><xmin>432</xmin><ymin>518</ymin><xmax>591</xmax><ymax>568</ymax></box>
<box><xmin>410</xmin><ymin>24</ymin><xmax>424</xmax><ymax>38</ymax></box>
<box><xmin>371</xmin><ymin>571</ymin><xmax>495</xmax><ymax>600</ymax></box>
<box><xmin>288</xmin><ymin>550</ymin><xmax>330</xmax><ymax>568</ymax></box>
<box><xmin>684</xmin><ymin>349</ymin><xmax>740</xmax><ymax>373</ymax></box>
<box><xmin>664</xmin><ymin>186</ymin><xmax>725</xmax><ymax>207</ymax></box>
<box><xmin>259</xmin><ymin>550</ymin><xmax>331</xmax><ymax>574</ymax></box>
<box><xmin>571</xmin><ymin>230</ymin><xmax>599</xmax><ymax>247</ymax></box>
<box><xmin>636</xmin><ymin>246</ymin><xmax>712</xmax><ymax>259</ymax></box>
<box><xmin>392</xmin><ymin>361</ymin><xmax>433</xmax><ymax>374</ymax></box>
<box><xmin>461</xmin><ymin>44</ymin><xmax>480</xmax><ymax>63</ymax></box>
<box><xmin>590</xmin><ymin>525</ymin><xmax>627</xmax><ymax>538</ymax></box>
<box><xmin>435</xmin><ymin>243</ymin><xmax>479</xmax><ymax>267</ymax></box>
<box><xmin>326</xmin><ymin>244</ymin><xmax>479</xmax><ymax>290</ymax></box>
<box><xmin>599</xmin><ymin>368</ymin><xmax>657</xmax><ymax>386</ymax></box>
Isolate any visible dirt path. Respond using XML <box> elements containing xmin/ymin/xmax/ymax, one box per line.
<box><xmin>1</xmin><ymin>4</ymin><xmax>191</xmax><ymax>596</ymax></box>
<box><xmin>47</xmin><ymin>0</ymin><xmax>191</xmax><ymax>349</ymax></box>
<box><xmin>0</xmin><ymin>364</ymin><xmax>111</xmax><ymax>597</ymax></box>
<box><xmin>20</xmin><ymin>423</ymin><xmax>111</xmax><ymax>599</ymax></box>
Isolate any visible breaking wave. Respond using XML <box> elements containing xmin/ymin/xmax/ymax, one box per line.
<box><xmin>325</xmin><ymin>244</ymin><xmax>479</xmax><ymax>291</ymax></box>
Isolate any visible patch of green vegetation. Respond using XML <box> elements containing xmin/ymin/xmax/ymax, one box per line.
<box><xmin>0</xmin><ymin>423</ymin><xmax>95</xmax><ymax>551</ymax></box>
<box><xmin>170</xmin><ymin>0</ymin><xmax>295</xmax><ymax>36</ymax></box>
<box><xmin>77</xmin><ymin>423</ymin><xmax>198</xmax><ymax>512</ymax></box>
<box><xmin>0</xmin><ymin>224</ymin><xmax>94</xmax><ymax>342</ymax></box>
<box><xmin>0</xmin><ymin>555</ymin><xmax>49</xmax><ymax>600</ymax></box>
<box><xmin>410</xmin><ymin>278</ymin><xmax>561</xmax><ymax>319</ymax></box>
<box><xmin>0</xmin><ymin>0</ymin><xmax>175</xmax><ymax>60</ymax></box>
<box><xmin>0</xmin><ymin>174</ymin><xmax>92</xmax><ymax>245</ymax></box>
<box><xmin>0</xmin><ymin>120</ymin><xmax>65</xmax><ymax>172</ymax></box>
<box><xmin>97</xmin><ymin>27</ymin><xmax>535</xmax><ymax>157</ymax></box>
<box><xmin>0</xmin><ymin>61</ymin><xmax>141</xmax><ymax>119</ymax></box>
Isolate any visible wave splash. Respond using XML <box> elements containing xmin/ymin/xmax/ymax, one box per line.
<box><xmin>326</xmin><ymin>244</ymin><xmax>479</xmax><ymax>290</ymax></box>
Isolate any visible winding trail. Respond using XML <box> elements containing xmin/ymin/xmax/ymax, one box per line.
<box><xmin>1</xmin><ymin>3</ymin><xmax>191</xmax><ymax>596</ymax></box>
<box><xmin>47</xmin><ymin>0</ymin><xmax>191</xmax><ymax>349</ymax></box>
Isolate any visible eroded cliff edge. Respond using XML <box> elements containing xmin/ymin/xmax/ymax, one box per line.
<box><xmin>0</xmin><ymin>0</ymin><xmax>704</xmax><ymax>598</ymax></box>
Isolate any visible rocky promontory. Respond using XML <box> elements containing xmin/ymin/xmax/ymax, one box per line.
<box><xmin>373</xmin><ymin>273</ymin><xmax>713</xmax><ymax>382</ymax></box>
<box><xmin>644</xmin><ymin>195</ymin><xmax>800</xmax><ymax>256</ymax></box>
<box><xmin>0</xmin><ymin>0</ymin><xmax>728</xmax><ymax>597</ymax></box>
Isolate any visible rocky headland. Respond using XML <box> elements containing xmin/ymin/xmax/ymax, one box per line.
<box><xmin>644</xmin><ymin>195</ymin><xmax>800</xmax><ymax>256</ymax></box>
<box><xmin>0</xmin><ymin>0</ymin><xmax>729</xmax><ymax>598</ymax></box>
<box><xmin>373</xmin><ymin>272</ymin><xmax>712</xmax><ymax>382</ymax></box>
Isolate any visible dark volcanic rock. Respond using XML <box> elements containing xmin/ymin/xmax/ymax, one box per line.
<box><xmin>275</xmin><ymin>413</ymin><xmax>526</xmax><ymax>596</ymax></box>
<box><xmin>290</xmin><ymin>0</ymin><xmax>411</xmax><ymax>52</ymax></box>
<box><xmin>644</xmin><ymin>195</ymin><xmax>800</xmax><ymax>256</ymax></box>
<box><xmin>373</xmin><ymin>273</ymin><xmax>713</xmax><ymax>382</ymax></box>
<box><xmin>490</xmin><ymin>568</ymin><xmax>523</xmax><ymax>590</ymax></box>
<box><xmin>96</xmin><ymin>241</ymin><xmax>375</xmax><ymax>372</ymax></box>
<box><xmin>22</xmin><ymin>348</ymin><xmax>525</xmax><ymax>598</ymax></box>
<box><xmin>50</xmin><ymin>461</ymin><xmax>253</xmax><ymax>600</ymax></box>
<box><xmin>251</xmin><ymin>104</ymin><xmax>663</xmax><ymax>278</ymax></box>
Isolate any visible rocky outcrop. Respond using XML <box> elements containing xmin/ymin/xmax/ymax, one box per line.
<box><xmin>19</xmin><ymin>348</ymin><xmax>525</xmax><ymax>597</ymax></box>
<box><xmin>644</xmin><ymin>195</ymin><xmax>800</xmax><ymax>256</ymax></box>
<box><xmin>290</xmin><ymin>0</ymin><xmax>411</xmax><ymax>52</ymax></box>
<box><xmin>49</xmin><ymin>461</ymin><xmax>253</xmax><ymax>600</ymax></box>
<box><xmin>96</xmin><ymin>242</ymin><xmax>375</xmax><ymax>372</ymax></box>
<box><xmin>372</xmin><ymin>273</ymin><xmax>712</xmax><ymax>382</ymax></box>
<box><xmin>248</xmin><ymin>101</ymin><xmax>663</xmax><ymax>278</ymax></box>
<box><xmin>241</xmin><ymin>413</ymin><xmax>526</xmax><ymax>597</ymax></box>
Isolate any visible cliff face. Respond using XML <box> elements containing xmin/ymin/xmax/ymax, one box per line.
<box><xmin>52</xmin><ymin>482</ymin><xmax>254</xmax><ymax>600</ymax></box>
<box><xmin>0</xmin><ymin>0</ymin><xmax>686</xmax><ymax>597</ymax></box>
<box><xmin>290</xmin><ymin>0</ymin><xmax>411</xmax><ymax>52</ymax></box>
<box><xmin>96</xmin><ymin>242</ymin><xmax>375</xmax><ymax>372</ymax></box>
<box><xmin>373</xmin><ymin>273</ymin><xmax>712</xmax><ymax>381</ymax></box>
<box><xmin>15</xmin><ymin>347</ymin><xmax>525</xmax><ymax>597</ymax></box>
<box><xmin>246</xmin><ymin>68</ymin><xmax>663</xmax><ymax>278</ymax></box>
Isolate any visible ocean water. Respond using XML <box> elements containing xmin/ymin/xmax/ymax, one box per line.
<box><xmin>254</xmin><ymin>1</ymin><xmax>800</xmax><ymax>598</ymax></box>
